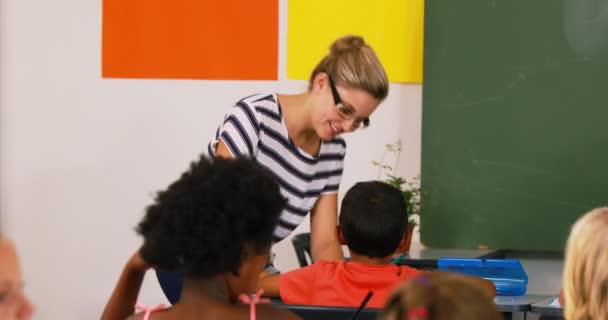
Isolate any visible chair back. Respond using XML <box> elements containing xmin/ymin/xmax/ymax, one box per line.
<box><xmin>291</xmin><ymin>233</ymin><xmax>312</xmax><ymax>267</ymax></box>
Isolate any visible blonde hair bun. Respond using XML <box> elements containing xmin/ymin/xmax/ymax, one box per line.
<box><xmin>330</xmin><ymin>35</ymin><xmax>366</xmax><ymax>53</ymax></box>
<box><xmin>309</xmin><ymin>34</ymin><xmax>389</xmax><ymax>100</ymax></box>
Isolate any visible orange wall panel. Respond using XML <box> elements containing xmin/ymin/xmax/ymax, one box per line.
<box><xmin>102</xmin><ymin>0</ymin><xmax>278</xmax><ymax>80</ymax></box>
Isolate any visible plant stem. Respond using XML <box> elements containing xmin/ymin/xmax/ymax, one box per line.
<box><xmin>393</xmin><ymin>140</ymin><xmax>402</xmax><ymax>175</ymax></box>
<box><xmin>377</xmin><ymin>147</ymin><xmax>388</xmax><ymax>180</ymax></box>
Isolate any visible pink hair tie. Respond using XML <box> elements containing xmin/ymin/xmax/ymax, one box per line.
<box><xmin>134</xmin><ymin>303</ymin><xmax>167</xmax><ymax>320</ymax></box>
<box><xmin>407</xmin><ymin>307</ymin><xmax>429</xmax><ymax>318</ymax></box>
<box><xmin>239</xmin><ymin>289</ymin><xmax>270</xmax><ymax>320</ymax></box>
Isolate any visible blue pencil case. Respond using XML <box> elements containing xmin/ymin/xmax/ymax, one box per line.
<box><xmin>437</xmin><ymin>258</ymin><xmax>528</xmax><ymax>296</ymax></box>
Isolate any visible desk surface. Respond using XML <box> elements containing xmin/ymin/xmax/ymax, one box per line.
<box><xmin>396</xmin><ymin>242</ymin><xmax>505</xmax><ymax>268</ymax></box>
<box><xmin>493</xmin><ymin>295</ymin><xmax>549</xmax><ymax>312</ymax></box>
<box><xmin>530</xmin><ymin>296</ymin><xmax>563</xmax><ymax>316</ymax></box>
<box><xmin>273</xmin><ymin>296</ymin><xmax>550</xmax><ymax>317</ymax></box>
<box><xmin>275</xmin><ymin>303</ymin><xmax>379</xmax><ymax>320</ymax></box>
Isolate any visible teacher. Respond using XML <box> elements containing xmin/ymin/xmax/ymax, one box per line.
<box><xmin>155</xmin><ymin>35</ymin><xmax>390</xmax><ymax>303</ymax></box>
<box><xmin>209</xmin><ymin>34</ymin><xmax>389</xmax><ymax>265</ymax></box>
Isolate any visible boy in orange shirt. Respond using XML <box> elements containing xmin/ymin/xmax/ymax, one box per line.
<box><xmin>259</xmin><ymin>181</ymin><xmax>494</xmax><ymax>308</ymax></box>
<box><xmin>259</xmin><ymin>181</ymin><xmax>423</xmax><ymax>308</ymax></box>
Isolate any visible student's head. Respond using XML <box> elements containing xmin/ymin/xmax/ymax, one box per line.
<box><xmin>0</xmin><ymin>236</ymin><xmax>34</xmax><ymax>320</ymax></box>
<box><xmin>563</xmin><ymin>207</ymin><xmax>608</xmax><ymax>320</ymax></box>
<box><xmin>136</xmin><ymin>156</ymin><xmax>285</xmax><ymax>298</ymax></box>
<box><xmin>308</xmin><ymin>35</ymin><xmax>389</xmax><ymax>140</ymax></box>
<box><xmin>339</xmin><ymin>181</ymin><xmax>408</xmax><ymax>258</ymax></box>
<box><xmin>379</xmin><ymin>272</ymin><xmax>501</xmax><ymax>320</ymax></box>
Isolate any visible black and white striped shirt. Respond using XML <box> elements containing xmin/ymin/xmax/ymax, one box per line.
<box><xmin>208</xmin><ymin>93</ymin><xmax>346</xmax><ymax>242</ymax></box>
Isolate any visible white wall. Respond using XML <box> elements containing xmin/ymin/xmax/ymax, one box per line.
<box><xmin>0</xmin><ymin>0</ymin><xmax>422</xmax><ymax>318</ymax></box>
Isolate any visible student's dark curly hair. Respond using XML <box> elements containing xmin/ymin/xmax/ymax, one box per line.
<box><xmin>136</xmin><ymin>155</ymin><xmax>285</xmax><ymax>278</ymax></box>
<box><xmin>339</xmin><ymin>181</ymin><xmax>407</xmax><ymax>258</ymax></box>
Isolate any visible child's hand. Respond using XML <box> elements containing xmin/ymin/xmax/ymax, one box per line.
<box><xmin>100</xmin><ymin>248</ymin><xmax>153</xmax><ymax>320</ymax></box>
<box><xmin>126</xmin><ymin>249</ymin><xmax>153</xmax><ymax>273</ymax></box>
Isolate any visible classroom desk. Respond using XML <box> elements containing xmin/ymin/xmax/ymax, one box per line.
<box><xmin>346</xmin><ymin>247</ymin><xmax>504</xmax><ymax>269</ymax></box>
<box><xmin>494</xmin><ymin>295</ymin><xmax>550</xmax><ymax>320</ymax></box>
<box><xmin>272</xmin><ymin>296</ymin><xmax>549</xmax><ymax>320</ymax></box>
<box><xmin>396</xmin><ymin>241</ymin><xmax>506</xmax><ymax>269</ymax></box>
<box><xmin>530</xmin><ymin>296</ymin><xmax>564</xmax><ymax>318</ymax></box>
<box><xmin>273</xmin><ymin>303</ymin><xmax>379</xmax><ymax>320</ymax></box>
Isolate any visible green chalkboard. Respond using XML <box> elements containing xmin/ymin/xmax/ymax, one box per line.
<box><xmin>420</xmin><ymin>0</ymin><xmax>608</xmax><ymax>251</ymax></box>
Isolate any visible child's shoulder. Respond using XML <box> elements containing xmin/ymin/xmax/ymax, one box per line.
<box><xmin>311</xmin><ymin>260</ymin><xmax>345</xmax><ymax>271</ymax></box>
<box><xmin>314</xmin><ymin>260</ymin><xmax>342</xmax><ymax>266</ymax></box>
<box><xmin>399</xmin><ymin>265</ymin><xmax>424</xmax><ymax>278</ymax></box>
<box><xmin>198</xmin><ymin>300</ymin><xmax>301</xmax><ymax>320</ymax></box>
<box><xmin>125</xmin><ymin>311</ymin><xmax>147</xmax><ymax>320</ymax></box>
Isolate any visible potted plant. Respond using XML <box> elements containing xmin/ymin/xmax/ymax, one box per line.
<box><xmin>373</xmin><ymin>139</ymin><xmax>421</xmax><ymax>255</ymax></box>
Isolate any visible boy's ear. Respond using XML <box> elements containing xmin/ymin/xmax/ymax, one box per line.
<box><xmin>396</xmin><ymin>225</ymin><xmax>413</xmax><ymax>253</ymax></box>
<box><xmin>336</xmin><ymin>226</ymin><xmax>347</xmax><ymax>245</ymax></box>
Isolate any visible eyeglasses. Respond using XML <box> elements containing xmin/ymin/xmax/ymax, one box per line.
<box><xmin>327</xmin><ymin>76</ymin><xmax>370</xmax><ymax>129</ymax></box>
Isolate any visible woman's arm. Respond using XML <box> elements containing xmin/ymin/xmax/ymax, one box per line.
<box><xmin>309</xmin><ymin>193</ymin><xmax>343</xmax><ymax>262</ymax></box>
<box><xmin>215</xmin><ymin>139</ymin><xmax>236</xmax><ymax>158</ymax></box>
<box><xmin>101</xmin><ymin>251</ymin><xmax>151</xmax><ymax>320</ymax></box>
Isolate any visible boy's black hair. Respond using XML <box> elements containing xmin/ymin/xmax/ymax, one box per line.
<box><xmin>136</xmin><ymin>155</ymin><xmax>285</xmax><ymax>277</ymax></box>
<box><xmin>339</xmin><ymin>181</ymin><xmax>408</xmax><ymax>258</ymax></box>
